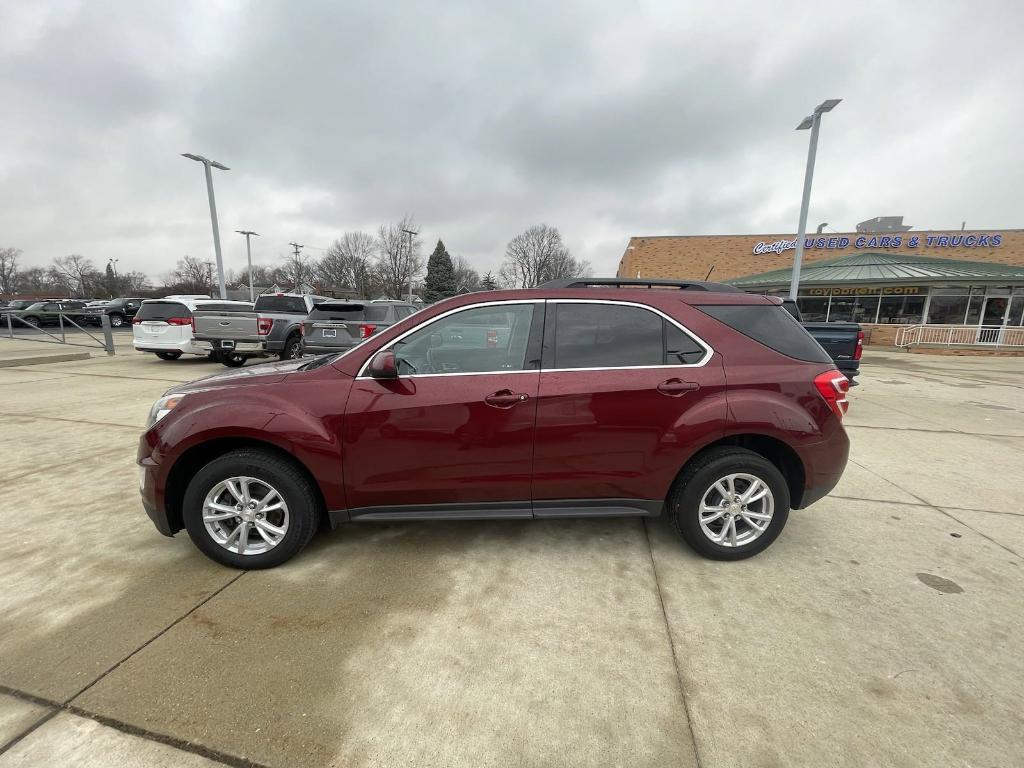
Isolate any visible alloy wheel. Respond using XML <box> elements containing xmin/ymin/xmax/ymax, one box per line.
<box><xmin>698</xmin><ymin>472</ymin><xmax>774</xmax><ymax>547</ymax></box>
<box><xmin>202</xmin><ymin>476</ymin><xmax>290</xmax><ymax>556</ymax></box>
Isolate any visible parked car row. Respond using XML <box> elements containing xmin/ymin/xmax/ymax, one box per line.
<box><xmin>0</xmin><ymin>297</ymin><xmax>148</xmax><ymax>329</ymax></box>
<box><xmin>131</xmin><ymin>293</ymin><xmax>418</xmax><ymax>366</ymax></box>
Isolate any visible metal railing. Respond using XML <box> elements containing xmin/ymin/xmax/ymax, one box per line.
<box><xmin>3</xmin><ymin>312</ymin><xmax>116</xmax><ymax>355</ymax></box>
<box><xmin>895</xmin><ymin>324</ymin><xmax>1024</xmax><ymax>348</ymax></box>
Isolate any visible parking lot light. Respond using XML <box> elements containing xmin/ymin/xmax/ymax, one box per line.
<box><xmin>790</xmin><ymin>99</ymin><xmax>841</xmax><ymax>300</ymax></box>
<box><xmin>182</xmin><ymin>153</ymin><xmax>230</xmax><ymax>300</ymax></box>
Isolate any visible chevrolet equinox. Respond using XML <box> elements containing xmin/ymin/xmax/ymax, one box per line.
<box><xmin>138</xmin><ymin>279</ymin><xmax>850</xmax><ymax>568</ymax></box>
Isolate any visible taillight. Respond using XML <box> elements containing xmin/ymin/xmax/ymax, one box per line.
<box><xmin>132</xmin><ymin>316</ymin><xmax>142</xmax><ymax>325</ymax></box>
<box><xmin>299</xmin><ymin>323</ymin><xmax>305</xmax><ymax>337</ymax></box>
<box><xmin>166</xmin><ymin>317</ymin><xmax>191</xmax><ymax>326</ymax></box>
<box><xmin>190</xmin><ymin>315</ymin><xmax>196</xmax><ymax>334</ymax></box>
<box><xmin>359</xmin><ymin>324</ymin><xmax>376</xmax><ymax>338</ymax></box>
<box><xmin>854</xmin><ymin>330</ymin><xmax>864</xmax><ymax>361</ymax></box>
<box><xmin>257</xmin><ymin>317</ymin><xmax>273</xmax><ymax>335</ymax></box>
<box><xmin>486</xmin><ymin>329</ymin><xmax>498</xmax><ymax>348</ymax></box>
<box><xmin>814</xmin><ymin>371</ymin><xmax>850</xmax><ymax>421</ymax></box>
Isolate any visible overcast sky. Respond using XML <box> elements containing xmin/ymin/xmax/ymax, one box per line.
<box><xmin>1</xmin><ymin>0</ymin><xmax>1022</xmax><ymax>281</ymax></box>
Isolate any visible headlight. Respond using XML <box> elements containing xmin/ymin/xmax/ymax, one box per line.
<box><xmin>147</xmin><ymin>393</ymin><xmax>187</xmax><ymax>428</ymax></box>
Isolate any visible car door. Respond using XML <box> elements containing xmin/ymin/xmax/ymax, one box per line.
<box><xmin>342</xmin><ymin>301</ymin><xmax>543</xmax><ymax>518</ymax></box>
<box><xmin>531</xmin><ymin>299</ymin><xmax>727</xmax><ymax>515</ymax></box>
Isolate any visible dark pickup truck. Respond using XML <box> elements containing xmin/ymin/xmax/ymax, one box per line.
<box><xmin>782</xmin><ymin>299</ymin><xmax>862</xmax><ymax>384</ymax></box>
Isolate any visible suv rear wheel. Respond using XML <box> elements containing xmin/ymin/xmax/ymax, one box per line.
<box><xmin>280</xmin><ymin>334</ymin><xmax>302</xmax><ymax>360</ymax></box>
<box><xmin>182</xmin><ymin>449</ymin><xmax>319</xmax><ymax>569</ymax></box>
<box><xmin>669</xmin><ymin>447</ymin><xmax>790</xmax><ymax>560</ymax></box>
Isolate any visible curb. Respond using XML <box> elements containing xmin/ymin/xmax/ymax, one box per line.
<box><xmin>0</xmin><ymin>352</ymin><xmax>92</xmax><ymax>368</ymax></box>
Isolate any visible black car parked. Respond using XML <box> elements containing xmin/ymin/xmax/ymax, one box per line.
<box><xmin>300</xmin><ymin>300</ymin><xmax>417</xmax><ymax>356</ymax></box>
<box><xmin>84</xmin><ymin>297</ymin><xmax>146</xmax><ymax>327</ymax></box>
<box><xmin>7</xmin><ymin>301</ymin><xmax>91</xmax><ymax>328</ymax></box>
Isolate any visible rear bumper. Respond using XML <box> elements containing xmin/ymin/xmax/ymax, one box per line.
<box><xmin>133</xmin><ymin>338</ymin><xmax>211</xmax><ymax>356</ymax></box>
<box><xmin>195</xmin><ymin>338</ymin><xmax>268</xmax><ymax>355</ymax></box>
<box><xmin>793</xmin><ymin>423</ymin><xmax>850</xmax><ymax>509</ymax></box>
<box><xmin>301</xmin><ymin>342</ymin><xmax>357</xmax><ymax>356</ymax></box>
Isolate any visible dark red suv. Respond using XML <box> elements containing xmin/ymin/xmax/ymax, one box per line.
<box><xmin>138</xmin><ymin>279</ymin><xmax>850</xmax><ymax>568</ymax></box>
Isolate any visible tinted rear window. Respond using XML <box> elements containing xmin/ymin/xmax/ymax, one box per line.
<box><xmin>196</xmin><ymin>302</ymin><xmax>254</xmax><ymax>312</ymax></box>
<box><xmin>698</xmin><ymin>304</ymin><xmax>831</xmax><ymax>363</ymax></box>
<box><xmin>309</xmin><ymin>304</ymin><xmax>366</xmax><ymax>320</ymax></box>
<box><xmin>254</xmin><ymin>296</ymin><xmax>307</xmax><ymax>313</ymax></box>
<box><xmin>137</xmin><ymin>301</ymin><xmax>190</xmax><ymax>321</ymax></box>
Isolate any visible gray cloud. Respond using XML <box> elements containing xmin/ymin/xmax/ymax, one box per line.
<box><xmin>1</xmin><ymin>0</ymin><xmax>1022</xmax><ymax>282</ymax></box>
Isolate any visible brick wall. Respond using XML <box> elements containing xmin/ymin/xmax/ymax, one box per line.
<box><xmin>617</xmin><ymin>230</ymin><xmax>1024</xmax><ymax>283</ymax></box>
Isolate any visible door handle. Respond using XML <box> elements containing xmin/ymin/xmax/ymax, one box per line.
<box><xmin>657</xmin><ymin>378</ymin><xmax>700</xmax><ymax>397</ymax></box>
<box><xmin>484</xmin><ymin>389</ymin><xmax>530</xmax><ymax>408</ymax></box>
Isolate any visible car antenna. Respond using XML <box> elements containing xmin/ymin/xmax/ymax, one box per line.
<box><xmin>704</xmin><ymin>265</ymin><xmax>715</xmax><ymax>280</ymax></box>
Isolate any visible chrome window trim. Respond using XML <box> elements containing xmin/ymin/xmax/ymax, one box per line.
<box><xmin>355</xmin><ymin>299</ymin><xmax>543</xmax><ymax>379</ymax></box>
<box><xmin>546</xmin><ymin>298</ymin><xmax>713</xmax><ymax>370</ymax></box>
<box><xmin>354</xmin><ymin>297</ymin><xmax>713</xmax><ymax>379</ymax></box>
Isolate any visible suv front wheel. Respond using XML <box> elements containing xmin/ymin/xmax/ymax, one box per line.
<box><xmin>182</xmin><ymin>449</ymin><xmax>320</xmax><ymax>569</ymax></box>
<box><xmin>669</xmin><ymin>447</ymin><xmax>790</xmax><ymax>560</ymax></box>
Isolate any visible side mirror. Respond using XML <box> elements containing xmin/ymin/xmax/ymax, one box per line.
<box><xmin>368</xmin><ymin>349</ymin><xmax>398</xmax><ymax>379</ymax></box>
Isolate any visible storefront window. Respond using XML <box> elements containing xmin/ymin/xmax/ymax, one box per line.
<box><xmin>796</xmin><ymin>297</ymin><xmax>828</xmax><ymax>322</ymax></box>
<box><xmin>877</xmin><ymin>296</ymin><xmax>925</xmax><ymax>324</ymax></box>
<box><xmin>852</xmin><ymin>296</ymin><xmax>879</xmax><ymax>323</ymax></box>
<box><xmin>965</xmin><ymin>295</ymin><xmax>984</xmax><ymax>325</ymax></box>
<box><xmin>828</xmin><ymin>296</ymin><xmax>855</xmax><ymax>322</ymax></box>
<box><xmin>1008</xmin><ymin>297</ymin><xmax>1024</xmax><ymax>327</ymax></box>
<box><xmin>926</xmin><ymin>294</ymin><xmax>970</xmax><ymax>324</ymax></box>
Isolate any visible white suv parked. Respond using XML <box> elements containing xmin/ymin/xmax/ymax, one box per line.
<box><xmin>133</xmin><ymin>298</ymin><xmax>253</xmax><ymax>360</ymax></box>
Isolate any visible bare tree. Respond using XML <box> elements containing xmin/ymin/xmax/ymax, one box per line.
<box><xmin>498</xmin><ymin>224</ymin><xmax>588</xmax><ymax>288</ymax></box>
<box><xmin>51</xmin><ymin>254</ymin><xmax>101</xmax><ymax>297</ymax></box>
<box><xmin>15</xmin><ymin>266</ymin><xmax>54</xmax><ymax>295</ymax></box>
<box><xmin>376</xmin><ymin>216</ymin><xmax>424</xmax><ymax>299</ymax></box>
<box><xmin>169</xmin><ymin>255</ymin><xmax>213</xmax><ymax>295</ymax></box>
<box><xmin>451</xmin><ymin>255</ymin><xmax>481</xmax><ymax>293</ymax></box>
<box><xmin>122</xmin><ymin>271</ymin><xmax>151</xmax><ymax>293</ymax></box>
<box><xmin>318</xmin><ymin>232</ymin><xmax>377</xmax><ymax>297</ymax></box>
<box><xmin>275</xmin><ymin>251</ymin><xmax>316</xmax><ymax>291</ymax></box>
<box><xmin>0</xmin><ymin>248</ymin><xmax>20</xmax><ymax>296</ymax></box>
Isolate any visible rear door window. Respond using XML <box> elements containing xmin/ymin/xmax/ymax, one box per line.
<box><xmin>137</xmin><ymin>301</ymin><xmax>190</xmax><ymax>321</ymax></box>
<box><xmin>549</xmin><ymin>302</ymin><xmax>704</xmax><ymax>369</ymax></box>
<box><xmin>254</xmin><ymin>296</ymin><xmax>308</xmax><ymax>314</ymax></box>
<box><xmin>698</xmin><ymin>304</ymin><xmax>832</xmax><ymax>363</ymax></box>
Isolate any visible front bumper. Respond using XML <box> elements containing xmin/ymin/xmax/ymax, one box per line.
<box><xmin>138</xmin><ymin>449</ymin><xmax>174</xmax><ymax>537</ymax></box>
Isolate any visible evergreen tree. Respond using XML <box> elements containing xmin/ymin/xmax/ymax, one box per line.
<box><xmin>480</xmin><ymin>271</ymin><xmax>498</xmax><ymax>291</ymax></box>
<box><xmin>423</xmin><ymin>239</ymin><xmax>456</xmax><ymax>303</ymax></box>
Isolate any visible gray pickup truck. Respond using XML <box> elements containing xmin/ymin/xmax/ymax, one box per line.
<box><xmin>192</xmin><ymin>292</ymin><xmax>329</xmax><ymax>367</ymax></box>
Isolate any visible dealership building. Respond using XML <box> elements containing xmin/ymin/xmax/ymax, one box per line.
<box><xmin>617</xmin><ymin>220</ymin><xmax>1024</xmax><ymax>347</ymax></box>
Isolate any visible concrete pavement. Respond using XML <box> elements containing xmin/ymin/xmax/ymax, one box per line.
<box><xmin>0</xmin><ymin>345</ymin><xmax>1022</xmax><ymax>767</ymax></box>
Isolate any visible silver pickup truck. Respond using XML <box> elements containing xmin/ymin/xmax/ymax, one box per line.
<box><xmin>192</xmin><ymin>292</ymin><xmax>329</xmax><ymax>367</ymax></box>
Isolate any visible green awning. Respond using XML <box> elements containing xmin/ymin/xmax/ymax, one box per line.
<box><xmin>728</xmin><ymin>252</ymin><xmax>1024</xmax><ymax>289</ymax></box>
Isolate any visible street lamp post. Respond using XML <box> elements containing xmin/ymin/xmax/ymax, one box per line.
<box><xmin>182</xmin><ymin>153</ymin><xmax>230</xmax><ymax>299</ymax></box>
<box><xmin>401</xmin><ymin>228</ymin><xmax>418</xmax><ymax>301</ymax></box>
<box><xmin>235</xmin><ymin>230</ymin><xmax>260</xmax><ymax>302</ymax></box>
<box><xmin>789</xmin><ymin>99</ymin><xmax>841</xmax><ymax>300</ymax></box>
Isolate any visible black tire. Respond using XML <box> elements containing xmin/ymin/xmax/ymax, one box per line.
<box><xmin>183</xmin><ymin>449</ymin><xmax>320</xmax><ymax>569</ymax></box>
<box><xmin>668</xmin><ymin>447</ymin><xmax>790</xmax><ymax>561</ymax></box>
<box><xmin>280</xmin><ymin>334</ymin><xmax>302</xmax><ymax>361</ymax></box>
<box><xmin>155</xmin><ymin>351</ymin><xmax>183</xmax><ymax>360</ymax></box>
<box><xmin>24</xmin><ymin>316</ymin><xmax>42</xmax><ymax>328</ymax></box>
<box><xmin>108</xmin><ymin>312</ymin><xmax>124</xmax><ymax>327</ymax></box>
<box><xmin>219</xmin><ymin>352</ymin><xmax>247</xmax><ymax>367</ymax></box>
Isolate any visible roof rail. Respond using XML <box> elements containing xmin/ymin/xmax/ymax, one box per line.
<box><xmin>538</xmin><ymin>277</ymin><xmax>741</xmax><ymax>293</ymax></box>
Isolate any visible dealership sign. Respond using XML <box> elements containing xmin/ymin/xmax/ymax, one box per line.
<box><xmin>752</xmin><ymin>233</ymin><xmax>1004</xmax><ymax>255</ymax></box>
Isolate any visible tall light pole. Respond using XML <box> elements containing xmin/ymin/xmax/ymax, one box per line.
<box><xmin>789</xmin><ymin>99</ymin><xmax>841</xmax><ymax>299</ymax></box>
<box><xmin>401</xmin><ymin>228</ymin><xmax>417</xmax><ymax>301</ymax></box>
<box><xmin>182</xmin><ymin>153</ymin><xmax>229</xmax><ymax>299</ymax></box>
<box><xmin>236</xmin><ymin>230</ymin><xmax>260</xmax><ymax>302</ymax></box>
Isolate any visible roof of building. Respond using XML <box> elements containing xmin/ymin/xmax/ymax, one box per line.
<box><xmin>728</xmin><ymin>252</ymin><xmax>1024</xmax><ymax>288</ymax></box>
